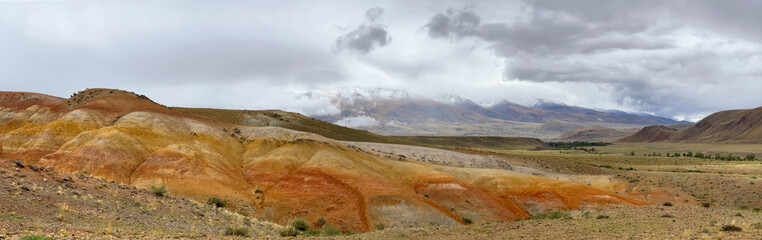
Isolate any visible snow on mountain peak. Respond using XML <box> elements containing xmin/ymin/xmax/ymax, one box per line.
<box><xmin>436</xmin><ymin>93</ymin><xmax>470</xmax><ymax>104</ymax></box>
<box><xmin>529</xmin><ymin>98</ymin><xmax>568</xmax><ymax>109</ymax></box>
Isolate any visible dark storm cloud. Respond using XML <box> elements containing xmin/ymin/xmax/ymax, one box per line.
<box><xmin>334</xmin><ymin>7</ymin><xmax>392</xmax><ymax>54</ymax></box>
<box><xmin>423</xmin><ymin>8</ymin><xmax>480</xmax><ymax>39</ymax></box>
<box><xmin>423</xmin><ymin>1</ymin><xmax>762</xmax><ymax>116</ymax></box>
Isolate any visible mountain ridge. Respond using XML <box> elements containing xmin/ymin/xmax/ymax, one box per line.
<box><xmin>304</xmin><ymin>88</ymin><xmax>685</xmax><ymax>137</ymax></box>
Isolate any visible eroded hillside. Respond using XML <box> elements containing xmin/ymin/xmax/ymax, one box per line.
<box><xmin>1</xmin><ymin>89</ymin><xmax>646</xmax><ymax>233</ymax></box>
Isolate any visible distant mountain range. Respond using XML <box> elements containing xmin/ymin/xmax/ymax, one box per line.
<box><xmin>304</xmin><ymin>87</ymin><xmax>687</xmax><ymax>138</ymax></box>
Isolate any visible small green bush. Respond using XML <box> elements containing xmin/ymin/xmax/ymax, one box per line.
<box><xmin>21</xmin><ymin>236</ymin><xmax>53</xmax><ymax>240</ymax></box>
<box><xmin>375</xmin><ymin>224</ymin><xmax>386</xmax><ymax>230</ymax></box>
<box><xmin>701</xmin><ymin>202</ymin><xmax>711</xmax><ymax>208</ymax></box>
<box><xmin>321</xmin><ymin>224</ymin><xmax>341</xmax><ymax>236</ymax></box>
<box><xmin>462</xmin><ymin>217</ymin><xmax>473</xmax><ymax>224</ymax></box>
<box><xmin>207</xmin><ymin>196</ymin><xmax>227</xmax><ymax>208</ymax></box>
<box><xmin>596</xmin><ymin>215</ymin><xmax>609</xmax><ymax>219</ymax></box>
<box><xmin>224</xmin><ymin>227</ymin><xmax>250</xmax><ymax>237</ymax></box>
<box><xmin>304</xmin><ymin>229</ymin><xmax>321</xmax><ymax>236</ymax></box>
<box><xmin>662</xmin><ymin>202</ymin><xmax>673</xmax><ymax>207</ymax></box>
<box><xmin>721</xmin><ymin>225</ymin><xmax>742</xmax><ymax>232</ymax></box>
<box><xmin>317</xmin><ymin>216</ymin><xmax>326</xmax><ymax>227</ymax></box>
<box><xmin>279</xmin><ymin>226</ymin><xmax>299</xmax><ymax>237</ymax></box>
<box><xmin>291</xmin><ymin>218</ymin><xmax>310</xmax><ymax>231</ymax></box>
<box><xmin>150</xmin><ymin>184</ymin><xmax>167</xmax><ymax>197</ymax></box>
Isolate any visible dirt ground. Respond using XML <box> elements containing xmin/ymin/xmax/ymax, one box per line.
<box><xmin>0</xmin><ymin>158</ymin><xmax>281</xmax><ymax>239</ymax></box>
<box><xmin>358</xmin><ymin>205</ymin><xmax>762</xmax><ymax>239</ymax></box>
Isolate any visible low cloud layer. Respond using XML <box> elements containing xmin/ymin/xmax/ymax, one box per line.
<box><xmin>2</xmin><ymin>1</ymin><xmax>760</xmax><ymax>122</ymax></box>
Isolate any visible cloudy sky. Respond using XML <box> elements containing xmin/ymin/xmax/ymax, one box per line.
<box><xmin>2</xmin><ymin>0</ymin><xmax>761</xmax><ymax>121</ymax></box>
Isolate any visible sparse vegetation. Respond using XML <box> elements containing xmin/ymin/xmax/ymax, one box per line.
<box><xmin>291</xmin><ymin>218</ymin><xmax>310</xmax><ymax>231</ymax></box>
<box><xmin>596</xmin><ymin>214</ymin><xmax>609</xmax><ymax>219</ymax></box>
<box><xmin>662</xmin><ymin>202</ymin><xmax>673</xmax><ymax>207</ymax></box>
<box><xmin>321</xmin><ymin>224</ymin><xmax>341</xmax><ymax>236</ymax></box>
<box><xmin>279</xmin><ymin>226</ymin><xmax>299</xmax><ymax>237</ymax></box>
<box><xmin>207</xmin><ymin>196</ymin><xmax>227</xmax><ymax>208</ymax></box>
<box><xmin>317</xmin><ymin>216</ymin><xmax>326</xmax><ymax>227</ymax></box>
<box><xmin>21</xmin><ymin>235</ymin><xmax>53</xmax><ymax>240</ymax></box>
<box><xmin>224</xmin><ymin>227</ymin><xmax>250</xmax><ymax>237</ymax></box>
<box><xmin>150</xmin><ymin>184</ymin><xmax>167</xmax><ymax>197</ymax></box>
<box><xmin>304</xmin><ymin>229</ymin><xmax>321</xmax><ymax>236</ymax></box>
<box><xmin>751</xmin><ymin>222</ymin><xmax>762</xmax><ymax>230</ymax></box>
<box><xmin>462</xmin><ymin>217</ymin><xmax>473</xmax><ymax>224</ymax></box>
<box><xmin>530</xmin><ymin>211</ymin><xmax>571</xmax><ymax>220</ymax></box>
<box><xmin>721</xmin><ymin>225</ymin><xmax>742</xmax><ymax>232</ymax></box>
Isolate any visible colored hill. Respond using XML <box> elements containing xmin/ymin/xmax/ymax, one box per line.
<box><xmin>0</xmin><ymin>89</ymin><xmax>646</xmax><ymax>232</ymax></box>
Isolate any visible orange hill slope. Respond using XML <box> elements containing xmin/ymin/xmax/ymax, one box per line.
<box><xmin>618</xmin><ymin>107</ymin><xmax>762</xmax><ymax>143</ymax></box>
<box><xmin>0</xmin><ymin>89</ymin><xmax>646</xmax><ymax>232</ymax></box>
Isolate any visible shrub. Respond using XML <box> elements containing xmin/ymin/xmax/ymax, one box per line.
<box><xmin>255</xmin><ymin>188</ymin><xmax>263</xmax><ymax>193</ymax></box>
<box><xmin>547</xmin><ymin>211</ymin><xmax>571</xmax><ymax>219</ymax></box>
<box><xmin>304</xmin><ymin>229</ymin><xmax>321</xmax><ymax>236</ymax></box>
<box><xmin>321</xmin><ymin>224</ymin><xmax>341</xmax><ymax>236</ymax></box>
<box><xmin>207</xmin><ymin>196</ymin><xmax>227</xmax><ymax>208</ymax></box>
<box><xmin>317</xmin><ymin>216</ymin><xmax>326</xmax><ymax>227</ymax></box>
<box><xmin>662</xmin><ymin>202</ymin><xmax>673</xmax><ymax>207</ymax></box>
<box><xmin>750</xmin><ymin>222</ymin><xmax>762</xmax><ymax>230</ymax></box>
<box><xmin>462</xmin><ymin>217</ymin><xmax>473</xmax><ymax>224</ymax></box>
<box><xmin>721</xmin><ymin>225</ymin><xmax>742</xmax><ymax>232</ymax></box>
<box><xmin>661</xmin><ymin>214</ymin><xmax>674</xmax><ymax>218</ymax></box>
<box><xmin>279</xmin><ymin>226</ymin><xmax>299</xmax><ymax>237</ymax></box>
<box><xmin>701</xmin><ymin>202</ymin><xmax>711</xmax><ymax>208</ymax></box>
<box><xmin>375</xmin><ymin>224</ymin><xmax>386</xmax><ymax>230</ymax></box>
<box><xmin>596</xmin><ymin>215</ymin><xmax>609</xmax><ymax>219</ymax></box>
<box><xmin>224</xmin><ymin>227</ymin><xmax>250</xmax><ymax>237</ymax></box>
<box><xmin>291</xmin><ymin>218</ymin><xmax>310</xmax><ymax>231</ymax></box>
<box><xmin>150</xmin><ymin>184</ymin><xmax>167</xmax><ymax>197</ymax></box>
<box><xmin>21</xmin><ymin>236</ymin><xmax>53</xmax><ymax>240</ymax></box>
<box><xmin>531</xmin><ymin>210</ymin><xmax>571</xmax><ymax>220</ymax></box>
<box><xmin>236</xmin><ymin>211</ymin><xmax>249</xmax><ymax>217</ymax></box>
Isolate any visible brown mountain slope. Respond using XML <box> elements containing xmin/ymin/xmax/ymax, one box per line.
<box><xmin>557</xmin><ymin>126</ymin><xmax>639</xmax><ymax>142</ymax></box>
<box><xmin>0</xmin><ymin>89</ymin><xmax>646</xmax><ymax>232</ymax></box>
<box><xmin>617</xmin><ymin>107</ymin><xmax>762</xmax><ymax>143</ymax></box>
<box><xmin>616</xmin><ymin>125</ymin><xmax>678</xmax><ymax>143</ymax></box>
<box><xmin>671</xmin><ymin>107</ymin><xmax>762</xmax><ymax>143</ymax></box>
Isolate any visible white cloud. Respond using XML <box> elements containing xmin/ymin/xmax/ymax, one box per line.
<box><xmin>334</xmin><ymin>116</ymin><xmax>380</xmax><ymax>128</ymax></box>
<box><xmin>1</xmin><ymin>0</ymin><xmax>761</xmax><ymax>121</ymax></box>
